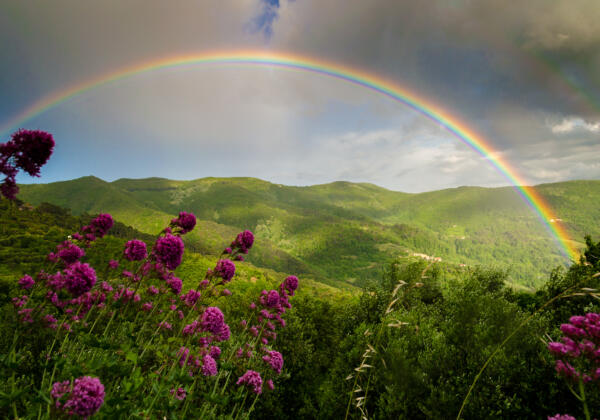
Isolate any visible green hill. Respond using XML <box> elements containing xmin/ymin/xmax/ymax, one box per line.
<box><xmin>17</xmin><ymin>177</ymin><xmax>600</xmax><ymax>288</ymax></box>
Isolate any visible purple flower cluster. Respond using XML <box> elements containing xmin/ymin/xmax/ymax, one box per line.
<box><xmin>214</xmin><ymin>259</ymin><xmax>236</xmax><ymax>283</ymax></box>
<box><xmin>231</xmin><ymin>230</ymin><xmax>254</xmax><ymax>254</ymax></box>
<box><xmin>170</xmin><ymin>387</ymin><xmax>187</xmax><ymax>401</ymax></box>
<box><xmin>201</xmin><ymin>307</ymin><xmax>225</xmax><ymax>335</ymax></box>
<box><xmin>237</xmin><ymin>370</ymin><xmax>263</xmax><ymax>394</ymax></box>
<box><xmin>0</xmin><ymin>129</ymin><xmax>54</xmax><ymax>199</ymax></box>
<box><xmin>124</xmin><ymin>239</ymin><xmax>148</xmax><ymax>261</ymax></box>
<box><xmin>548</xmin><ymin>313</ymin><xmax>600</xmax><ymax>383</ymax></box>
<box><xmin>262</xmin><ymin>350</ymin><xmax>284</xmax><ymax>374</ymax></box>
<box><xmin>155</xmin><ymin>233</ymin><xmax>185</xmax><ymax>270</ymax></box>
<box><xmin>283</xmin><ymin>275</ymin><xmax>299</xmax><ymax>295</ymax></box>
<box><xmin>51</xmin><ymin>376</ymin><xmax>105</xmax><ymax>417</ymax></box>
<box><xmin>57</xmin><ymin>241</ymin><xmax>85</xmax><ymax>265</ymax></box>
<box><xmin>547</xmin><ymin>415</ymin><xmax>576</xmax><ymax>420</ymax></box>
<box><xmin>18</xmin><ymin>274</ymin><xmax>35</xmax><ymax>290</ymax></box>
<box><xmin>201</xmin><ymin>354</ymin><xmax>218</xmax><ymax>376</ymax></box>
<box><xmin>63</xmin><ymin>262</ymin><xmax>97</xmax><ymax>297</ymax></box>
<box><xmin>171</xmin><ymin>211</ymin><xmax>197</xmax><ymax>234</ymax></box>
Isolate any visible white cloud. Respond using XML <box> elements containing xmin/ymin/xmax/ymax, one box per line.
<box><xmin>550</xmin><ymin>117</ymin><xmax>600</xmax><ymax>134</ymax></box>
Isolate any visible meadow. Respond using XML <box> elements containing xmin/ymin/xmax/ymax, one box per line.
<box><xmin>1</xmin><ymin>130</ymin><xmax>600</xmax><ymax>419</ymax></box>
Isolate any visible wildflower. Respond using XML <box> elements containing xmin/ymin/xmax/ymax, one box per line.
<box><xmin>547</xmin><ymin>415</ymin><xmax>576</xmax><ymax>420</ymax></box>
<box><xmin>262</xmin><ymin>350</ymin><xmax>284</xmax><ymax>374</ymax></box>
<box><xmin>1</xmin><ymin>129</ymin><xmax>54</xmax><ymax>199</ymax></box>
<box><xmin>148</xmin><ymin>285</ymin><xmax>159</xmax><ymax>295</ymax></box>
<box><xmin>155</xmin><ymin>234</ymin><xmax>184</xmax><ymax>270</ymax></box>
<box><xmin>18</xmin><ymin>274</ymin><xmax>35</xmax><ymax>290</ymax></box>
<box><xmin>90</xmin><ymin>214</ymin><xmax>113</xmax><ymax>238</ymax></box>
<box><xmin>236</xmin><ymin>370</ymin><xmax>262</xmax><ymax>394</ymax></box>
<box><xmin>232</xmin><ymin>230</ymin><xmax>254</xmax><ymax>254</ymax></box>
<box><xmin>123</xmin><ymin>239</ymin><xmax>148</xmax><ymax>261</ymax></box>
<box><xmin>201</xmin><ymin>307</ymin><xmax>225</xmax><ymax>335</ymax></box>
<box><xmin>62</xmin><ymin>376</ymin><xmax>105</xmax><ymax>417</ymax></box>
<box><xmin>214</xmin><ymin>259</ymin><xmax>236</xmax><ymax>283</ymax></box>
<box><xmin>100</xmin><ymin>281</ymin><xmax>113</xmax><ymax>293</ymax></box>
<box><xmin>202</xmin><ymin>355</ymin><xmax>218</xmax><ymax>376</ymax></box>
<box><xmin>57</xmin><ymin>242</ymin><xmax>85</xmax><ymax>265</ymax></box>
<box><xmin>224</xmin><ymin>247</ymin><xmax>232</xmax><ymax>254</ymax></box>
<box><xmin>215</xmin><ymin>323</ymin><xmax>231</xmax><ymax>342</ymax></box>
<box><xmin>283</xmin><ymin>275</ymin><xmax>299</xmax><ymax>295</ymax></box>
<box><xmin>108</xmin><ymin>260</ymin><xmax>119</xmax><ymax>269</ymax></box>
<box><xmin>209</xmin><ymin>346</ymin><xmax>221</xmax><ymax>359</ymax></box>
<box><xmin>170</xmin><ymin>387</ymin><xmax>187</xmax><ymax>401</ymax></box>
<box><xmin>266</xmin><ymin>379</ymin><xmax>274</xmax><ymax>390</ymax></box>
<box><xmin>51</xmin><ymin>380</ymin><xmax>71</xmax><ymax>406</ymax></box>
<box><xmin>63</xmin><ymin>262</ymin><xmax>97</xmax><ymax>297</ymax></box>
<box><xmin>235</xmin><ymin>255</ymin><xmax>244</xmax><ymax>261</ymax></box>
<box><xmin>249</xmin><ymin>326</ymin><xmax>258</xmax><ymax>337</ymax></box>
<box><xmin>181</xmin><ymin>289</ymin><xmax>201</xmax><ymax>306</ymax></box>
<box><xmin>171</xmin><ymin>211</ymin><xmax>197</xmax><ymax>234</ymax></box>
<box><xmin>265</xmin><ymin>290</ymin><xmax>280</xmax><ymax>308</ymax></box>
<box><xmin>158</xmin><ymin>321</ymin><xmax>172</xmax><ymax>330</ymax></box>
<box><xmin>177</xmin><ymin>347</ymin><xmax>192</xmax><ymax>367</ymax></box>
<box><xmin>19</xmin><ymin>308</ymin><xmax>34</xmax><ymax>323</ymax></box>
<box><xmin>222</xmin><ymin>289</ymin><xmax>232</xmax><ymax>296</ymax></box>
<box><xmin>44</xmin><ymin>314</ymin><xmax>58</xmax><ymax>329</ymax></box>
<box><xmin>166</xmin><ymin>277</ymin><xmax>182</xmax><ymax>295</ymax></box>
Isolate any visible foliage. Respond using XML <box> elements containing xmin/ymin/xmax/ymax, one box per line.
<box><xmin>18</xmin><ymin>177</ymin><xmax>600</xmax><ymax>288</ymax></box>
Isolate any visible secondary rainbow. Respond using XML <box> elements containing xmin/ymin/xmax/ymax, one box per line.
<box><xmin>0</xmin><ymin>50</ymin><xmax>578</xmax><ymax>261</ymax></box>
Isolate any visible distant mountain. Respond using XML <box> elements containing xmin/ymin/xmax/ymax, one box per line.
<box><xmin>18</xmin><ymin>177</ymin><xmax>600</xmax><ymax>288</ymax></box>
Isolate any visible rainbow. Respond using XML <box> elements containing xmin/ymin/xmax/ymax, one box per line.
<box><xmin>0</xmin><ymin>50</ymin><xmax>579</xmax><ymax>261</ymax></box>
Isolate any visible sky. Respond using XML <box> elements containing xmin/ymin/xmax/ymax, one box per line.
<box><xmin>1</xmin><ymin>0</ymin><xmax>599</xmax><ymax>192</ymax></box>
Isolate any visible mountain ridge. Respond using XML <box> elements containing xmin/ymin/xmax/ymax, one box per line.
<box><xmin>17</xmin><ymin>176</ymin><xmax>600</xmax><ymax>289</ymax></box>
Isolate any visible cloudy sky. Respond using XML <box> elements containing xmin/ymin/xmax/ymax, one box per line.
<box><xmin>1</xmin><ymin>0</ymin><xmax>599</xmax><ymax>192</ymax></box>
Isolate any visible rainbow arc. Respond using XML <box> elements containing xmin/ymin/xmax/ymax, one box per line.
<box><xmin>0</xmin><ymin>50</ymin><xmax>578</xmax><ymax>261</ymax></box>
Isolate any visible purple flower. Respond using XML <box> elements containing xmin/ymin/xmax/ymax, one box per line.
<box><xmin>18</xmin><ymin>275</ymin><xmax>35</xmax><ymax>290</ymax></box>
<box><xmin>171</xmin><ymin>211</ymin><xmax>197</xmax><ymax>234</ymax></box>
<box><xmin>166</xmin><ymin>277</ymin><xmax>182</xmax><ymax>295</ymax></box>
<box><xmin>148</xmin><ymin>285</ymin><xmax>159</xmax><ymax>295</ymax></box>
<box><xmin>236</xmin><ymin>370</ymin><xmax>262</xmax><ymax>394</ymax></box>
<box><xmin>170</xmin><ymin>387</ymin><xmax>187</xmax><ymax>401</ymax></box>
<box><xmin>44</xmin><ymin>314</ymin><xmax>58</xmax><ymax>329</ymax></box>
<box><xmin>62</xmin><ymin>376</ymin><xmax>105</xmax><ymax>417</ymax></box>
<box><xmin>8</xmin><ymin>129</ymin><xmax>55</xmax><ymax>177</ymax></box>
<box><xmin>202</xmin><ymin>354</ymin><xmax>218</xmax><ymax>376</ymax></box>
<box><xmin>232</xmin><ymin>230</ymin><xmax>254</xmax><ymax>253</ymax></box>
<box><xmin>547</xmin><ymin>415</ymin><xmax>576</xmax><ymax>420</ymax></box>
<box><xmin>51</xmin><ymin>380</ymin><xmax>71</xmax><ymax>403</ymax></box>
<box><xmin>209</xmin><ymin>346</ymin><xmax>221</xmax><ymax>359</ymax></box>
<box><xmin>1</xmin><ymin>130</ymin><xmax>54</xmax><ymax>199</ymax></box>
<box><xmin>214</xmin><ymin>259</ymin><xmax>236</xmax><ymax>283</ymax></box>
<box><xmin>202</xmin><ymin>307</ymin><xmax>225</xmax><ymax>335</ymax></box>
<box><xmin>266</xmin><ymin>379</ymin><xmax>274</xmax><ymax>390</ymax></box>
<box><xmin>266</xmin><ymin>290</ymin><xmax>280</xmax><ymax>308</ymax></box>
<box><xmin>215</xmin><ymin>323</ymin><xmax>231</xmax><ymax>342</ymax></box>
<box><xmin>262</xmin><ymin>350</ymin><xmax>284</xmax><ymax>374</ymax></box>
<box><xmin>283</xmin><ymin>275</ymin><xmax>299</xmax><ymax>295</ymax></box>
<box><xmin>155</xmin><ymin>234</ymin><xmax>184</xmax><ymax>270</ymax></box>
<box><xmin>124</xmin><ymin>240</ymin><xmax>148</xmax><ymax>261</ymax></box>
<box><xmin>548</xmin><ymin>342</ymin><xmax>568</xmax><ymax>356</ymax></box>
<box><xmin>57</xmin><ymin>242</ymin><xmax>85</xmax><ymax>265</ymax></box>
<box><xmin>91</xmin><ymin>214</ymin><xmax>114</xmax><ymax>238</ymax></box>
<box><xmin>63</xmin><ymin>262</ymin><xmax>97</xmax><ymax>297</ymax></box>
<box><xmin>181</xmin><ymin>289</ymin><xmax>201</xmax><ymax>306</ymax></box>
<box><xmin>224</xmin><ymin>247</ymin><xmax>232</xmax><ymax>254</ymax></box>
<box><xmin>108</xmin><ymin>260</ymin><xmax>119</xmax><ymax>269</ymax></box>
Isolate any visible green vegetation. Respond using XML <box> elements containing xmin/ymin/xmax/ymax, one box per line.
<box><xmin>18</xmin><ymin>177</ymin><xmax>600</xmax><ymax>288</ymax></box>
<box><xmin>2</xmin><ymin>199</ymin><xmax>599</xmax><ymax>418</ymax></box>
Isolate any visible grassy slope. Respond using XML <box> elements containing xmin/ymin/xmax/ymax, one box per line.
<box><xmin>17</xmin><ymin>177</ymin><xmax>600</xmax><ymax>288</ymax></box>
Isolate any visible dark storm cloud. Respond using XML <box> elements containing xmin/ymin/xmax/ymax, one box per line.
<box><xmin>1</xmin><ymin>0</ymin><xmax>598</xmax><ymax>190</ymax></box>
